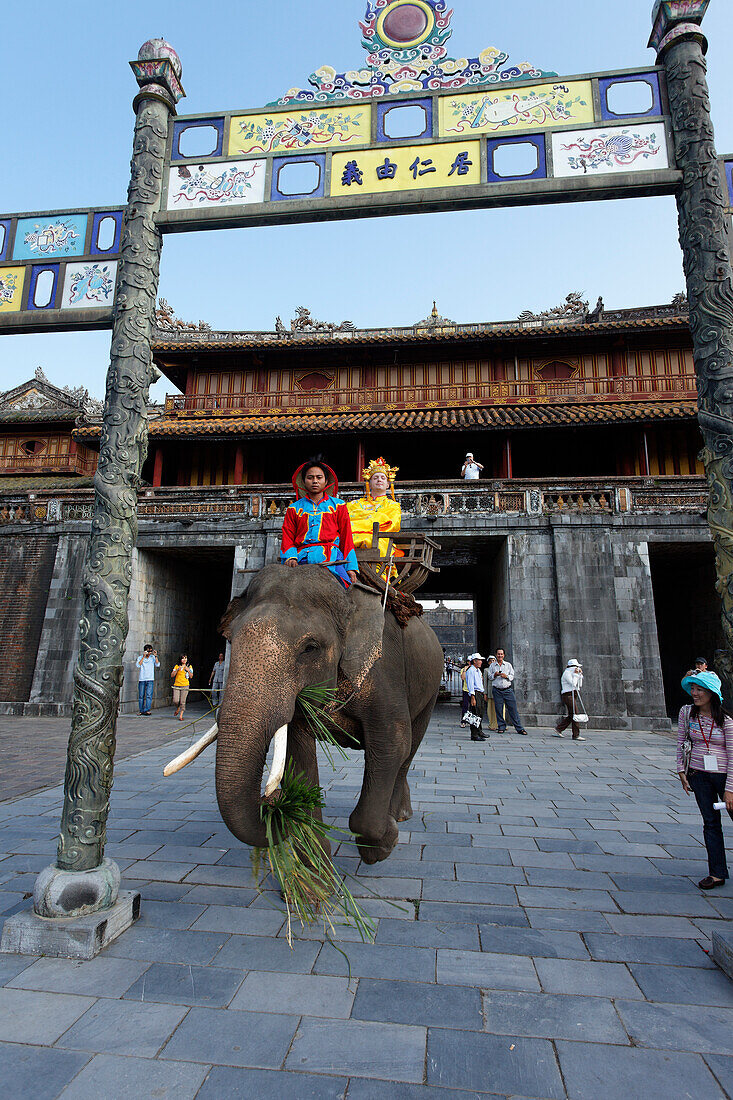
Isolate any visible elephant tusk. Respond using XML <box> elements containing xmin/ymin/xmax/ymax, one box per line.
<box><xmin>163</xmin><ymin>723</ymin><xmax>218</xmax><ymax>777</ymax></box>
<box><xmin>263</xmin><ymin>724</ymin><xmax>288</xmax><ymax>797</ymax></box>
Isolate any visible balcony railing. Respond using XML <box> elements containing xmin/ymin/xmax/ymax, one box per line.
<box><xmin>163</xmin><ymin>374</ymin><xmax>698</xmax><ymax>416</ymax></box>
<box><xmin>0</xmin><ymin>452</ymin><xmax>96</xmax><ymax>476</ymax></box>
<box><xmin>0</xmin><ymin>477</ymin><xmax>708</xmax><ymax>527</ymax></box>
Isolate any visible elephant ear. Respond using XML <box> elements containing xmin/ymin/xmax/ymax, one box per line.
<box><xmin>338</xmin><ymin>584</ymin><xmax>385</xmax><ymax>695</ymax></box>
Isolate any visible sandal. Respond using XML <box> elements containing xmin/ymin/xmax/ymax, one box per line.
<box><xmin>698</xmin><ymin>875</ymin><xmax>725</xmax><ymax>890</ymax></box>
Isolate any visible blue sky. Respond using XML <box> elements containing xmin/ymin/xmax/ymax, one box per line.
<box><xmin>2</xmin><ymin>0</ymin><xmax>732</xmax><ymax>401</ymax></box>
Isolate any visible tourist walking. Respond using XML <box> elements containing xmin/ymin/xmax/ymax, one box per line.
<box><xmin>555</xmin><ymin>659</ymin><xmax>585</xmax><ymax>740</ymax></box>
<box><xmin>487</xmin><ymin>649</ymin><xmax>527</xmax><ymax>735</ymax></box>
<box><xmin>461</xmin><ymin>453</ymin><xmax>484</xmax><ymax>480</ymax></box>
<box><xmin>466</xmin><ymin>653</ymin><xmax>487</xmax><ymax>741</ymax></box>
<box><xmin>209</xmin><ymin>652</ymin><xmax>226</xmax><ymax>709</ymax></box>
<box><xmin>677</xmin><ymin>670</ymin><xmax>733</xmax><ymax>890</ymax></box>
<box><xmin>136</xmin><ymin>644</ymin><xmax>159</xmax><ymax>716</ymax></box>
<box><xmin>171</xmin><ymin>655</ymin><xmax>194</xmax><ymax>721</ymax></box>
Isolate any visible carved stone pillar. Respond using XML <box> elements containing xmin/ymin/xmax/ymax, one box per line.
<box><xmin>650</xmin><ymin>1</ymin><xmax>733</xmax><ymax>681</ymax></box>
<box><xmin>38</xmin><ymin>41</ymin><xmax>184</xmax><ymax>913</ymax></box>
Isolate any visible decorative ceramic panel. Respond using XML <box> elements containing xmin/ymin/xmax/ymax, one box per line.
<box><xmin>377</xmin><ymin>99</ymin><xmax>433</xmax><ymax>141</ymax></box>
<box><xmin>552</xmin><ymin>124</ymin><xmax>669</xmax><ymax>177</ymax></box>
<box><xmin>28</xmin><ymin>264</ymin><xmax>60</xmax><ymax>310</ymax></box>
<box><xmin>61</xmin><ymin>262</ymin><xmax>118</xmax><ymax>309</ymax></box>
<box><xmin>439</xmin><ymin>80</ymin><xmax>594</xmax><ymax>138</ymax></box>
<box><xmin>330</xmin><ymin>140</ymin><xmax>480</xmax><ymax>196</ymax></box>
<box><xmin>166</xmin><ymin>160</ymin><xmax>267</xmax><ymax>209</ymax></box>
<box><xmin>90</xmin><ymin>211</ymin><xmax>124</xmax><ymax>255</ymax></box>
<box><xmin>13</xmin><ymin>215</ymin><xmax>87</xmax><ymax>261</ymax></box>
<box><xmin>229</xmin><ymin>106</ymin><xmax>371</xmax><ymax>156</ymax></box>
<box><xmin>0</xmin><ymin>267</ymin><xmax>25</xmax><ymax>312</ymax></box>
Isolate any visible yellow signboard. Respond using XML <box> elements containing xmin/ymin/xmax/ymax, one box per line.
<box><xmin>229</xmin><ymin>105</ymin><xmax>372</xmax><ymax>157</ymax></box>
<box><xmin>439</xmin><ymin>81</ymin><xmax>594</xmax><ymax>138</ymax></box>
<box><xmin>330</xmin><ymin>140</ymin><xmax>481</xmax><ymax>197</ymax></box>
<box><xmin>0</xmin><ymin>267</ymin><xmax>24</xmax><ymax>312</ymax></box>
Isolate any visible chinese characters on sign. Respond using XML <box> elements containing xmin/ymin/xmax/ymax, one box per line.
<box><xmin>332</xmin><ymin>141</ymin><xmax>481</xmax><ymax>196</ymax></box>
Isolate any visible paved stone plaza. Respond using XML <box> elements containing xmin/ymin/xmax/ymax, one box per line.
<box><xmin>1</xmin><ymin>705</ymin><xmax>732</xmax><ymax>1098</ymax></box>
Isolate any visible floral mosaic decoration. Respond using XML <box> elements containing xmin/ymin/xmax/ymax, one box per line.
<box><xmin>271</xmin><ymin>0</ymin><xmax>556</xmax><ymax>104</ymax></box>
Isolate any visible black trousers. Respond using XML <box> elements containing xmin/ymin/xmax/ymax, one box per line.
<box><xmin>688</xmin><ymin>769</ymin><xmax>733</xmax><ymax>880</ymax></box>
<box><xmin>470</xmin><ymin>691</ymin><xmax>485</xmax><ymax>740</ymax></box>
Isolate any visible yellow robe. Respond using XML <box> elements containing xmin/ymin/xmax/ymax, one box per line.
<box><xmin>347</xmin><ymin>496</ymin><xmax>402</xmax><ymax>559</ymax></box>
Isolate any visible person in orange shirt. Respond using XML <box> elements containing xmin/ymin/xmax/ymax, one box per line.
<box><xmin>171</xmin><ymin>654</ymin><xmax>193</xmax><ymax>721</ymax></box>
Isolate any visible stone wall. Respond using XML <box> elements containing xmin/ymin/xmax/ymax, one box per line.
<box><xmin>0</xmin><ymin>535</ymin><xmax>57</xmax><ymax>703</ymax></box>
<box><xmin>29</xmin><ymin>536</ymin><xmax>87</xmax><ymax>710</ymax></box>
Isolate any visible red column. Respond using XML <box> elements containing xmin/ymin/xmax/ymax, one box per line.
<box><xmin>152</xmin><ymin>447</ymin><xmax>163</xmax><ymax>487</ymax></box>
<box><xmin>234</xmin><ymin>445</ymin><xmax>245</xmax><ymax>485</ymax></box>
<box><xmin>504</xmin><ymin>436</ymin><xmax>513</xmax><ymax>479</ymax></box>
<box><xmin>356</xmin><ymin>440</ymin><xmax>365</xmax><ymax>482</ymax></box>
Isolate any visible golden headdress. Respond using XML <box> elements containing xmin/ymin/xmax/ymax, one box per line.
<box><xmin>362</xmin><ymin>456</ymin><xmax>399</xmax><ymax>500</ymax></box>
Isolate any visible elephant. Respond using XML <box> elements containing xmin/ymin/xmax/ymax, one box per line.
<box><xmin>214</xmin><ymin>563</ymin><xmax>444</xmax><ymax>864</ymax></box>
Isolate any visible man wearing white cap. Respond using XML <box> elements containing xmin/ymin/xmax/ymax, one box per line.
<box><xmin>461</xmin><ymin>453</ymin><xmax>484</xmax><ymax>480</ymax></box>
<box><xmin>555</xmin><ymin>659</ymin><xmax>585</xmax><ymax>740</ymax></box>
<box><xmin>466</xmin><ymin>653</ymin><xmax>487</xmax><ymax>741</ymax></box>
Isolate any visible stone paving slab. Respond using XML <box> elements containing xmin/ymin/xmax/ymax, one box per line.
<box><xmin>1</xmin><ymin>706</ymin><xmax>733</xmax><ymax>1097</ymax></box>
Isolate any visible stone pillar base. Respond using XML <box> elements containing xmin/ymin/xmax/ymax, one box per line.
<box><xmin>713</xmin><ymin>928</ymin><xmax>733</xmax><ymax>983</ymax></box>
<box><xmin>0</xmin><ymin>890</ymin><xmax>141</xmax><ymax>959</ymax></box>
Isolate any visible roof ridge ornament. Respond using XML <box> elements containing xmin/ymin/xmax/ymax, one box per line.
<box><xmin>518</xmin><ymin>292</ymin><xmax>589</xmax><ymax>325</ymax></box>
<box><xmin>272</xmin><ymin>0</ymin><xmax>557</xmax><ymax>105</ymax></box>
<box><xmin>275</xmin><ymin>306</ymin><xmax>356</xmax><ymax>336</ymax></box>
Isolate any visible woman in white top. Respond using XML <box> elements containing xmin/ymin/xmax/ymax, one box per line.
<box><xmin>555</xmin><ymin>659</ymin><xmax>584</xmax><ymax>740</ymax></box>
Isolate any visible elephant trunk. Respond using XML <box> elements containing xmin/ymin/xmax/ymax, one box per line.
<box><xmin>214</xmin><ymin>645</ymin><xmax>296</xmax><ymax>848</ymax></box>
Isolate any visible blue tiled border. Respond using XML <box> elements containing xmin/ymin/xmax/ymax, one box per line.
<box><xmin>27</xmin><ymin>264</ymin><xmax>61</xmax><ymax>311</ymax></box>
<box><xmin>171</xmin><ymin>117</ymin><xmax>225</xmax><ymax>161</ymax></box>
<box><xmin>600</xmin><ymin>72</ymin><xmax>662</xmax><ymax>121</ymax></box>
<box><xmin>271</xmin><ymin>154</ymin><xmax>326</xmax><ymax>201</ymax></box>
<box><xmin>90</xmin><ymin>211</ymin><xmax>124</xmax><ymax>256</ymax></box>
<box><xmin>487</xmin><ymin>136</ymin><xmax>546</xmax><ymax>183</ymax></box>
<box><xmin>377</xmin><ymin>98</ymin><xmax>433</xmax><ymax>142</ymax></box>
<box><xmin>0</xmin><ymin>219</ymin><xmax>13</xmax><ymax>262</ymax></box>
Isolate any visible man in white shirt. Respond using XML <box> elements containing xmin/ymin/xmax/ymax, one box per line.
<box><xmin>461</xmin><ymin>453</ymin><xmax>484</xmax><ymax>480</ymax></box>
<box><xmin>466</xmin><ymin>653</ymin><xmax>487</xmax><ymax>741</ymax></box>
<box><xmin>136</xmin><ymin>644</ymin><xmax>160</xmax><ymax>716</ymax></box>
<box><xmin>487</xmin><ymin>648</ymin><xmax>527</xmax><ymax>735</ymax></box>
<box><xmin>209</xmin><ymin>652</ymin><xmax>226</xmax><ymax>708</ymax></box>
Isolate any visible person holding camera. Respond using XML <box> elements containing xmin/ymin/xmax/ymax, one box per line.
<box><xmin>136</xmin><ymin>644</ymin><xmax>159</xmax><ymax>716</ymax></box>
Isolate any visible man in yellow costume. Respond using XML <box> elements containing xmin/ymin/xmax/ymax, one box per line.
<box><xmin>347</xmin><ymin>457</ymin><xmax>402</xmax><ymax>573</ymax></box>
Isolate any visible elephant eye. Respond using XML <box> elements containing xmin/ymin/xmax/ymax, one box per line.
<box><xmin>301</xmin><ymin>641</ymin><xmax>320</xmax><ymax>656</ymax></box>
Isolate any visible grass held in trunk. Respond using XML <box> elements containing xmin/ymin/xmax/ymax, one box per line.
<box><xmin>253</xmin><ymin>763</ymin><xmax>377</xmax><ymax>947</ymax></box>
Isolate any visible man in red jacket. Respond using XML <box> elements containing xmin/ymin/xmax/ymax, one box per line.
<box><xmin>280</xmin><ymin>459</ymin><xmax>358</xmax><ymax>588</ymax></box>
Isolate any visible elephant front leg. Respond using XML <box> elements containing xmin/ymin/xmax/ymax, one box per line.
<box><xmin>349</xmin><ymin>722</ymin><xmax>410</xmax><ymax>864</ymax></box>
<box><xmin>389</xmin><ymin>698</ymin><xmax>435</xmax><ymax>823</ymax></box>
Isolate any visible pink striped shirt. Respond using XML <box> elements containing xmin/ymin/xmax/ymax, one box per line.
<box><xmin>677</xmin><ymin>705</ymin><xmax>733</xmax><ymax>791</ymax></box>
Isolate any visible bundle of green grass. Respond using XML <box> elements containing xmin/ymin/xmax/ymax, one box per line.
<box><xmin>251</xmin><ymin>685</ymin><xmax>377</xmax><ymax>947</ymax></box>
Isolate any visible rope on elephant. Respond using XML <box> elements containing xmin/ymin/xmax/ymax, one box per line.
<box><xmin>358</xmin><ymin>574</ymin><xmax>423</xmax><ymax>629</ymax></box>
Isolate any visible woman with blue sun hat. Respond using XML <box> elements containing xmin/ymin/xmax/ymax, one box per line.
<box><xmin>677</xmin><ymin>669</ymin><xmax>733</xmax><ymax>890</ymax></box>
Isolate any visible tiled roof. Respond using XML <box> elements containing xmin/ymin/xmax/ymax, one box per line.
<box><xmin>152</xmin><ymin>314</ymin><xmax>689</xmax><ymax>354</ymax></box>
<box><xmin>0</xmin><ymin>476</ymin><xmax>95</xmax><ymax>490</ymax></box>
<box><xmin>0</xmin><ymin>408</ymin><xmax>79</xmax><ymax>424</ymax></box>
<box><xmin>74</xmin><ymin>401</ymin><xmax>698</xmax><ymax>441</ymax></box>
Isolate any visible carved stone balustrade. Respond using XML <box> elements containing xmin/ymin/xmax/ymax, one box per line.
<box><xmin>0</xmin><ymin>477</ymin><xmax>710</xmax><ymax>527</ymax></box>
